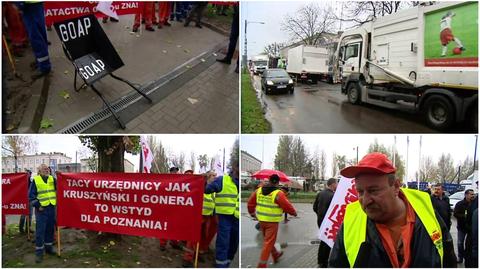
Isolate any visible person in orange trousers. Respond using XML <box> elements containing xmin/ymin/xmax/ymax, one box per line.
<box><xmin>182</xmin><ymin>171</ymin><xmax>218</xmax><ymax>267</ymax></box>
<box><xmin>2</xmin><ymin>2</ymin><xmax>28</xmax><ymax>56</ymax></box>
<box><xmin>156</xmin><ymin>2</ymin><xmax>172</xmax><ymax>28</ymax></box>
<box><xmin>132</xmin><ymin>1</ymin><xmax>155</xmax><ymax>32</ymax></box>
<box><xmin>248</xmin><ymin>174</ymin><xmax>297</xmax><ymax>268</ymax></box>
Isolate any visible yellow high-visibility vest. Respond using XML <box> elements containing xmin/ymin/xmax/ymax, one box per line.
<box><xmin>255</xmin><ymin>187</ymin><xmax>283</xmax><ymax>222</ymax></box>
<box><xmin>343</xmin><ymin>188</ymin><xmax>444</xmax><ymax>268</ymax></box>
<box><xmin>33</xmin><ymin>175</ymin><xmax>56</xmax><ymax>207</ymax></box>
<box><xmin>202</xmin><ymin>193</ymin><xmax>215</xmax><ymax>216</ymax></box>
<box><xmin>215</xmin><ymin>175</ymin><xmax>238</xmax><ymax>215</ymax></box>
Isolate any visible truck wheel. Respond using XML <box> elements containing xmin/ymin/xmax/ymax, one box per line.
<box><xmin>347</xmin><ymin>82</ymin><xmax>361</xmax><ymax>104</ymax></box>
<box><xmin>423</xmin><ymin>95</ymin><xmax>455</xmax><ymax>130</ymax></box>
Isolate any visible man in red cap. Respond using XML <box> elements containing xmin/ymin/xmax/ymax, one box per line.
<box><xmin>329</xmin><ymin>152</ymin><xmax>457</xmax><ymax>268</ymax></box>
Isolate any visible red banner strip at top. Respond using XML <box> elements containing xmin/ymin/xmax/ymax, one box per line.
<box><xmin>2</xmin><ymin>173</ymin><xmax>29</xmax><ymax>215</ymax></box>
<box><xmin>44</xmin><ymin>1</ymin><xmax>141</xmax><ymax>25</ymax></box>
<box><xmin>56</xmin><ymin>172</ymin><xmax>204</xmax><ymax>241</ymax></box>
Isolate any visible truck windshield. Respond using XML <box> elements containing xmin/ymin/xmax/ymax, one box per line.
<box><xmin>254</xmin><ymin>61</ymin><xmax>268</xmax><ymax>66</ymax></box>
<box><xmin>345</xmin><ymin>44</ymin><xmax>359</xmax><ymax>60</ymax></box>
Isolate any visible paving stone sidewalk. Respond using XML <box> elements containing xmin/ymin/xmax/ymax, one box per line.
<box><xmin>115</xmin><ymin>59</ymin><xmax>239</xmax><ymax>133</ymax></box>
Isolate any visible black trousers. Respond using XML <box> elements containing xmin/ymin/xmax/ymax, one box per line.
<box><xmin>225</xmin><ymin>5</ymin><xmax>239</xmax><ymax>61</ymax></box>
<box><xmin>318</xmin><ymin>241</ymin><xmax>331</xmax><ymax>267</ymax></box>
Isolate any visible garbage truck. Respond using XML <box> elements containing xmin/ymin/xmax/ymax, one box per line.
<box><xmin>335</xmin><ymin>1</ymin><xmax>478</xmax><ymax>130</ymax></box>
<box><xmin>287</xmin><ymin>45</ymin><xmax>331</xmax><ymax>84</ymax></box>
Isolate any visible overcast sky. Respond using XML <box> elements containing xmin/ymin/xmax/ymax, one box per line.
<box><xmin>19</xmin><ymin>135</ymin><xmax>238</xmax><ymax>173</ymax></box>
<box><xmin>241</xmin><ymin>1</ymin><xmax>348</xmax><ymax>58</ymax></box>
<box><xmin>241</xmin><ymin>134</ymin><xmax>479</xmax><ymax>181</ymax></box>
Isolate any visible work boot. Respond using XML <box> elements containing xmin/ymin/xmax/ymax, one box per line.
<box><xmin>257</xmin><ymin>263</ymin><xmax>267</xmax><ymax>268</ymax></box>
<box><xmin>216</xmin><ymin>58</ymin><xmax>231</xmax><ymax>64</ymax></box>
<box><xmin>146</xmin><ymin>26</ymin><xmax>155</xmax><ymax>32</ymax></box>
<box><xmin>159</xmin><ymin>245</ymin><xmax>166</xmax><ymax>251</ymax></box>
<box><xmin>272</xmin><ymin>251</ymin><xmax>283</xmax><ymax>263</ymax></box>
<box><xmin>157</xmin><ymin>24</ymin><xmax>163</xmax><ymax>29</ymax></box>
<box><xmin>195</xmin><ymin>23</ymin><xmax>202</xmax><ymax>29</ymax></box>
<box><xmin>184</xmin><ymin>21</ymin><xmax>190</xmax><ymax>27</ymax></box>
<box><xmin>46</xmin><ymin>248</ymin><xmax>57</xmax><ymax>256</ymax></box>
<box><xmin>164</xmin><ymin>21</ymin><xmax>172</xmax><ymax>26</ymax></box>
<box><xmin>31</xmin><ymin>69</ymin><xmax>51</xmax><ymax>80</ymax></box>
<box><xmin>35</xmin><ymin>255</ymin><xmax>43</xmax><ymax>263</ymax></box>
<box><xmin>132</xmin><ymin>26</ymin><xmax>139</xmax><ymax>33</ymax></box>
<box><xmin>110</xmin><ymin>17</ymin><xmax>119</xmax><ymax>22</ymax></box>
<box><xmin>46</xmin><ymin>25</ymin><xmax>52</xmax><ymax>31</ymax></box>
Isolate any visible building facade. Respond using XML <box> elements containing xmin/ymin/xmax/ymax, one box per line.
<box><xmin>241</xmin><ymin>150</ymin><xmax>262</xmax><ymax>174</ymax></box>
<box><xmin>80</xmin><ymin>158</ymin><xmax>135</xmax><ymax>172</ymax></box>
<box><xmin>2</xmin><ymin>152</ymin><xmax>72</xmax><ymax>174</ymax></box>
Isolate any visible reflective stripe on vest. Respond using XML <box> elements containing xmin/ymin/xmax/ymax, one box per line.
<box><xmin>202</xmin><ymin>193</ymin><xmax>215</xmax><ymax>216</ymax></box>
<box><xmin>234</xmin><ymin>197</ymin><xmax>239</xmax><ymax>219</ymax></box>
<box><xmin>215</xmin><ymin>175</ymin><xmax>238</xmax><ymax>215</ymax></box>
<box><xmin>343</xmin><ymin>188</ymin><xmax>443</xmax><ymax>268</ymax></box>
<box><xmin>255</xmin><ymin>188</ymin><xmax>283</xmax><ymax>222</ymax></box>
<box><xmin>34</xmin><ymin>175</ymin><xmax>56</xmax><ymax>206</ymax></box>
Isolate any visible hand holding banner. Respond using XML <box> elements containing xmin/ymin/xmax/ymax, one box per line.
<box><xmin>57</xmin><ymin>172</ymin><xmax>204</xmax><ymax>241</ymax></box>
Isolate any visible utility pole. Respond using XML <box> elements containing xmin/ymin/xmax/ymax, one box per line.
<box><xmin>406</xmin><ymin>136</ymin><xmax>409</xmax><ymax>188</ymax></box>
<box><xmin>418</xmin><ymin>135</ymin><xmax>422</xmax><ymax>190</ymax></box>
<box><xmin>474</xmin><ymin>134</ymin><xmax>478</xmax><ymax>172</ymax></box>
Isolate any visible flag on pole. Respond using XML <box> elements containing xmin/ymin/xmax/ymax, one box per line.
<box><xmin>140</xmin><ymin>136</ymin><xmax>153</xmax><ymax>173</ymax></box>
<box><xmin>96</xmin><ymin>1</ymin><xmax>119</xmax><ymax>20</ymax></box>
<box><xmin>214</xmin><ymin>154</ymin><xmax>223</xmax><ymax>176</ymax></box>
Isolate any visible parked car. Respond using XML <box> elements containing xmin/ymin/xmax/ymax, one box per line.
<box><xmin>449</xmin><ymin>191</ymin><xmax>465</xmax><ymax>210</ymax></box>
<box><xmin>261</xmin><ymin>68</ymin><xmax>294</xmax><ymax>95</ymax></box>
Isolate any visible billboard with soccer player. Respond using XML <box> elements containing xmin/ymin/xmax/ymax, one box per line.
<box><xmin>424</xmin><ymin>1</ymin><xmax>478</xmax><ymax>67</ymax></box>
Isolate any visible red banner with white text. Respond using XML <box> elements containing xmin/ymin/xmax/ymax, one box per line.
<box><xmin>56</xmin><ymin>172</ymin><xmax>204</xmax><ymax>241</ymax></box>
<box><xmin>318</xmin><ymin>176</ymin><xmax>358</xmax><ymax>247</ymax></box>
<box><xmin>44</xmin><ymin>1</ymin><xmax>141</xmax><ymax>25</ymax></box>
<box><xmin>2</xmin><ymin>173</ymin><xmax>29</xmax><ymax>215</ymax></box>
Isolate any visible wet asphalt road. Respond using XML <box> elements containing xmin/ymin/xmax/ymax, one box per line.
<box><xmin>252</xmin><ymin>75</ymin><xmax>473</xmax><ymax>133</ymax></box>
<box><xmin>241</xmin><ymin>202</ymin><xmax>463</xmax><ymax>268</ymax></box>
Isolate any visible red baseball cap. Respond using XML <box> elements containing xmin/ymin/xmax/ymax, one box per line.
<box><xmin>340</xmin><ymin>152</ymin><xmax>396</xmax><ymax>178</ymax></box>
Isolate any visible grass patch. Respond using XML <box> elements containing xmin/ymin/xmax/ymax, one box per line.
<box><xmin>241</xmin><ymin>73</ymin><xmax>272</xmax><ymax>133</ymax></box>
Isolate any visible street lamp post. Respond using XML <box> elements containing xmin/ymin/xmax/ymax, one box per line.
<box><xmin>243</xmin><ymin>20</ymin><xmax>265</xmax><ymax>71</ymax></box>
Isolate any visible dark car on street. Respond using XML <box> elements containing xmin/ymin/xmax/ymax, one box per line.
<box><xmin>261</xmin><ymin>68</ymin><xmax>294</xmax><ymax>95</ymax></box>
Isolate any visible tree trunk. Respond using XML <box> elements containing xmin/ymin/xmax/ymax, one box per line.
<box><xmin>97</xmin><ymin>136</ymin><xmax>125</xmax><ymax>172</ymax></box>
<box><xmin>94</xmin><ymin>136</ymin><xmax>124</xmax><ymax>241</ymax></box>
